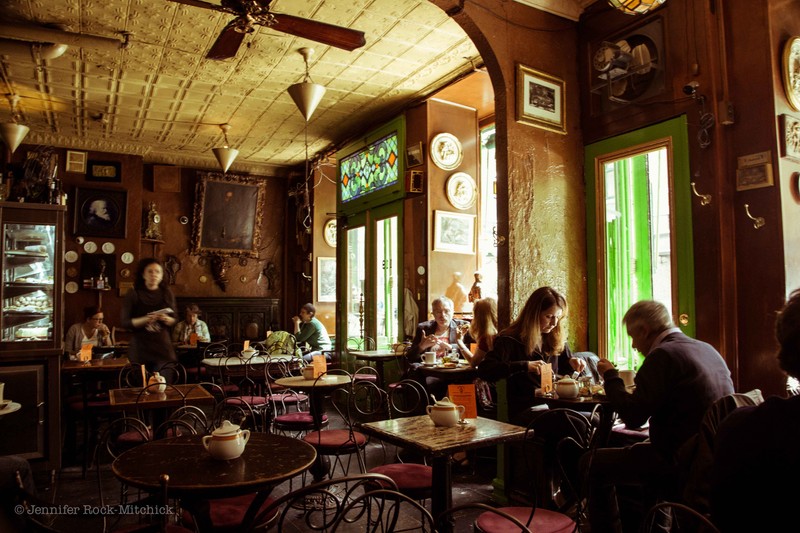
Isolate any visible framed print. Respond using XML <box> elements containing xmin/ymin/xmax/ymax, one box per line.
<box><xmin>406</xmin><ymin>142</ymin><xmax>424</xmax><ymax>168</ymax></box>
<box><xmin>516</xmin><ymin>64</ymin><xmax>566</xmax><ymax>134</ymax></box>
<box><xmin>73</xmin><ymin>187</ymin><xmax>128</xmax><ymax>238</ymax></box>
<box><xmin>87</xmin><ymin>160</ymin><xmax>122</xmax><ymax>182</ymax></box>
<box><xmin>736</xmin><ymin>151</ymin><xmax>774</xmax><ymax>191</ymax></box>
<box><xmin>780</xmin><ymin>114</ymin><xmax>800</xmax><ymax>162</ymax></box>
<box><xmin>433</xmin><ymin>210</ymin><xmax>476</xmax><ymax>254</ymax></box>
<box><xmin>66</xmin><ymin>150</ymin><xmax>87</xmax><ymax>174</ymax></box>
<box><xmin>191</xmin><ymin>171</ymin><xmax>266</xmax><ymax>258</ymax></box>
<box><xmin>317</xmin><ymin>257</ymin><xmax>337</xmax><ymax>302</ymax></box>
<box><xmin>446</xmin><ymin>172</ymin><xmax>477</xmax><ymax>210</ymax></box>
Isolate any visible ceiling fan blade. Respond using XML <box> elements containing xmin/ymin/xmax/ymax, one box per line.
<box><xmin>270</xmin><ymin>13</ymin><xmax>366</xmax><ymax>52</ymax></box>
<box><xmin>167</xmin><ymin>0</ymin><xmax>232</xmax><ymax>15</ymax></box>
<box><xmin>206</xmin><ymin>22</ymin><xmax>247</xmax><ymax>60</ymax></box>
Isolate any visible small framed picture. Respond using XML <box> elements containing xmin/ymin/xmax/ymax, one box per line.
<box><xmin>433</xmin><ymin>210</ymin><xmax>476</xmax><ymax>254</ymax></box>
<box><xmin>516</xmin><ymin>64</ymin><xmax>566</xmax><ymax>134</ymax></box>
<box><xmin>87</xmin><ymin>160</ymin><xmax>122</xmax><ymax>183</ymax></box>
<box><xmin>317</xmin><ymin>257</ymin><xmax>337</xmax><ymax>302</ymax></box>
<box><xmin>66</xmin><ymin>151</ymin><xmax>87</xmax><ymax>174</ymax></box>
<box><xmin>406</xmin><ymin>142</ymin><xmax>424</xmax><ymax>168</ymax></box>
<box><xmin>736</xmin><ymin>164</ymin><xmax>774</xmax><ymax>191</ymax></box>
<box><xmin>780</xmin><ymin>114</ymin><xmax>800</xmax><ymax>162</ymax></box>
<box><xmin>73</xmin><ymin>187</ymin><xmax>128</xmax><ymax>238</ymax></box>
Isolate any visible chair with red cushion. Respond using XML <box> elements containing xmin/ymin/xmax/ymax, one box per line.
<box><xmin>302</xmin><ymin>369</ymin><xmax>381</xmax><ymax>479</ymax></box>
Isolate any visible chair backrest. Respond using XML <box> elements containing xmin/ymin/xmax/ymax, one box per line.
<box><xmin>679</xmin><ymin>389</ymin><xmax>764</xmax><ymax>514</ymax></box>
<box><xmin>203</xmin><ymin>340</ymin><xmax>229</xmax><ymax>358</ymax></box>
<box><xmin>118</xmin><ymin>362</ymin><xmax>147</xmax><ymax>388</ymax></box>
<box><xmin>331</xmin><ymin>488</ymin><xmax>436</xmax><ymax>532</ymax></box>
<box><xmin>156</xmin><ymin>404</ymin><xmax>209</xmax><ymax>437</ymax></box>
<box><xmin>111</xmin><ymin>326</ymin><xmax>130</xmax><ymax>346</ymax></box>
<box><xmin>249</xmin><ymin>473</ymin><xmax>399</xmax><ymax>531</ymax></box>
<box><xmin>387</xmin><ymin>379</ymin><xmax>430</xmax><ymax>419</ymax></box>
<box><xmin>158</xmin><ymin>361</ymin><xmax>187</xmax><ymax>384</ymax></box>
<box><xmin>641</xmin><ymin>501</ymin><xmax>720</xmax><ymax>533</ymax></box>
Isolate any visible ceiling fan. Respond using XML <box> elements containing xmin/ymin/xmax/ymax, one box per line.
<box><xmin>168</xmin><ymin>0</ymin><xmax>366</xmax><ymax>59</ymax></box>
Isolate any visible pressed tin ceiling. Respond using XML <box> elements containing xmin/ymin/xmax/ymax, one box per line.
<box><xmin>0</xmin><ymin>0</ymin><xmax>591</xmax><ymax>176</ymax></box>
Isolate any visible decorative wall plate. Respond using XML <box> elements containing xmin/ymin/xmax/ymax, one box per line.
<box><xmin>121</xmin><ymin>252</ymin><xmax>134</xmax><ymax>264</ymax></box>
<box><xmin>66</xmin><ymin>267</ymin><xmax>78</xmax><ymax>278</ymax></box>
<box><xmin>120</xmin><ymin>268</ymin><xmax>131</xmax><ymax>278</ymax></box>
<box><xmin>783</xmin><ymin>36</ymin><xmax>800</xmax><ymax>111</ymax></box>
<box><xmin>102</xmin><ymin>242</ymin><xmax>115</xmax><ymax>254</ymax></box>
<box><xmin>446</xmin><ymin>172</ymin><xmax>477</xmax><ymax>210</ymax></box>
<box><xmin>430</xmin><ymin>133</ymin><xmax>463</xmax><ymax>171</ymax></box>
<box><xmin>65</xmin><ymin>250</ymin><xmax>79</xmax><ymax>263</ymax></box>
<box><xmin>83</xmin><ymin>241</ymin><xmax>97</xmax><ymax>253</ymax></box>
<box><xmin>65</xmin><ymin>281</ymin><xmax>79</xmax><ymax>294</ymax></box>
<box><xmin>323</xmin><ymin>219</ymin><xmax>337</xmax><ymax>247</ymax></box>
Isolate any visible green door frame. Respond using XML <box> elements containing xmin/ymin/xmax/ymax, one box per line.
<box><xmin>585</xmin><ymin>115</ymin><xmax>695</xmax><ymax>356</ymax></box>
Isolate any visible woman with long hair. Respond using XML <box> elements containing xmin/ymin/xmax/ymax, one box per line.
<box><xmin>478</xmin><ymin>286</ymin><xmax>585</xmax><ymax>423</ymax></box>
<box><xmin>121</xmin><ymin>257</ymin><xmax>178</xmax><ymax>371</ymax></box>
<box><xmin>455</xmin><ymin>296</ymin><xmax>498</xmax><ymax>367</ymax></box>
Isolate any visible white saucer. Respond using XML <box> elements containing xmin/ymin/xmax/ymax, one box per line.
<box><xmin>422</xmin><ymin>363</ymin><xmax>437</xmax><ymax>367</ymax></box>
<box><xmin>0</xmin><ymin>400</ymin><xmax>10</xmax><ymax>409</ymax></box>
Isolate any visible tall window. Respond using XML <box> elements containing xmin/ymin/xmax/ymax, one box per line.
<box><xmin>478</xmin><ymin>124</ymin><xmax>498</xmax><ymax>298</ymax></box>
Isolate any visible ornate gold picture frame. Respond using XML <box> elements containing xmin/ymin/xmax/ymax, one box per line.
<box><xmin>191</xmin><ymin>172</ymin><xmax>266</xmax><ymax>258</ymax></box>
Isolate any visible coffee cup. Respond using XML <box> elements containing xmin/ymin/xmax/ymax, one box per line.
<box><xmin>619</xmin><ymin>370</ymin><xmax>636</xmax><ymax>388</ymax></box>
<box><xmin>422</xmin><ymin>352</ymin><xmax>436</xmax><ymax>365</ymax></box>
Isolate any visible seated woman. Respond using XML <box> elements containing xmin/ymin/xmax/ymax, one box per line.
<box><xmin>478</xmin><ymin>286</ymin><xmax>586</xmax><ymax>425</ymax></box>
<box><xmin>292</xmin><ymin>303</ymin><xmax>332</xmax><ymax>362</ymax></box>
<box><xmin>171</xmin><ymin>303</ymin><xmax>211</xmax><ymax>344</ymax></box>
<box><xmin>455</xmin><ymin>296</ymin><xmax>498</xmax><ymax>409</ymax></box>
<box><xmin>64</xmin><ymin>305</ymin><xmax>112</xmax><ymax>355</ymax></box>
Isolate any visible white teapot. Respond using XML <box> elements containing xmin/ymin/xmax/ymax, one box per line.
<box><xmin>426</xmin><ymin>397</ymin><xmax>466</xmax><ymax>427</ymax></box>
<box><xmin>555</xmin><ymin>376</ymin><xmax>580</xmax><ymax>399</ymax></box>
<box><xmin>202</xmin><ymin>420</ymin><xmax>250</xmax><ymax>460</ymax></box>
<box><xmin>147</xmin><ymin>372</ymin><xmax>166</xmax><ymax>393</ymax></box>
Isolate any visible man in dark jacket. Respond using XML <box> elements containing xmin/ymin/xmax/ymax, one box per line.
<box><xmin>585</xmin><ymin>300</ymin><xmax>734</xmax><ymax>533</ymax></box>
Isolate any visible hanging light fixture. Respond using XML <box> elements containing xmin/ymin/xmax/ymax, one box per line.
<box><xmin>607</xmin><ymin>0</ymin><xmax>666</xmax><ymax>15</ymax></box>
<box><xmin>1</xmin><ymin>94</ymin><xmax>30</xmax><ymax>155</ymax></box>
<box><xmin>211</xmin><ymin>123</ymin><xmax>238</xmax><ymax>173</ymax></box>
<box><xmin>287</xmin><ymin>47</ymin><xmax>326</xmax><ymax>121</ymax></box>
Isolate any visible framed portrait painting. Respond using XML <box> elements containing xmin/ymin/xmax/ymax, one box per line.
<box><xmin>191</xmin><ymin>171</ymin><xmax>266</xmax><ymax>258</ymax></box>
<box><xmin>433</xmin><ymin>210</ymin><xmax>475</xmax><ymax>254</ymax></box>
<box><xmin>317</xmin><ymin>257</ymin><xmax>337</xmax><ymax>302</ymax></box>
<box><xmin>73</xmin><ymin>187</ymin><xmax>128</xmax><ymax>238</ymax></box>
<box><xmin>516</xmin><ymin>64</ymin><xmax>566</xmax><ymax>134</ymax></box>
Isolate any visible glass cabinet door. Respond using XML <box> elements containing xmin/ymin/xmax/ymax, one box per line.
<box><xmin>2</xmin><ymin>222</ymin><xmax>56</xmax><ymax>342</ymax></box>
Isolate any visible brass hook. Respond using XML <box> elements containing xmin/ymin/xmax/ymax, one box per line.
<box><xmin>690</xmin><ymin>182</ymin><xmax>711</xmax><ymax>206</ymax></box>
<box><xmin>743</xmin><ymin>204</ymin><xmax>765</xmax><ymax>229</ymax></box>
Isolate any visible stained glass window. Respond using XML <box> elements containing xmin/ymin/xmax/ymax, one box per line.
<box><xmin>340</xmin><ymin>132</ymin><xmax>399</xmax><ymax>203</ymax></box>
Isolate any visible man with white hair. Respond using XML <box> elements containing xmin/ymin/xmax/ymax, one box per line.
<box><xmin>584</xmin><ymin>300</ymin><xmax>734</xmax><ymax>533</ymax></box>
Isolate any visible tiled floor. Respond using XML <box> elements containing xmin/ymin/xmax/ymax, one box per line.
<box><xmin>27</xmin><ymin>405</ymin><xmax>503</xmax><ymax>532</ymax></box>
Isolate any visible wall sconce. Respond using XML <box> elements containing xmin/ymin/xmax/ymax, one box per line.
<box><xmin>211</xmin><ymin>123</ymin><xmax>238</xmax><ymax>174</ymax></box>
<box><xmin>608</xmin><ymin>0</ymin><xmax>666</xmax><ymax>15</ymax></box>
<box><xmin>1</xmin><ymin>94</ymin><xmax>30</xmax><ymax>155</ymax></box>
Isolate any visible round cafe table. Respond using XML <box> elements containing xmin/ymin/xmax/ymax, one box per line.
<box><xmin>113</xmin><ymin>433</ymin><xmax>316</xmax><ymax>530</ymax></box>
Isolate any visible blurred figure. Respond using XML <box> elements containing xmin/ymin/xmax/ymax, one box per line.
<box><xmin>293</xmin><ymin>303</ymin><xmax>332</xmax><ymax>361</ymax></box>
<box><xmin>121</xmin><ymin>258</ymin><xmax>177</xmax><ymax>372</ymax></box>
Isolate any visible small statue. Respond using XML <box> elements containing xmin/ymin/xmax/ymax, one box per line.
<box><xmin>469</xmin><ymin>270</ymin><xmax>483</xmax><ymax>303</ymax></box>
<box><xmin>144</xmin><ymin>202</ymin><xmax>162</xmax><ymax>240</ymax></box>
<box><xmin>445</xmin><ymin>271</ymin><xmax>468</xmax><ymax>312</ymax></box>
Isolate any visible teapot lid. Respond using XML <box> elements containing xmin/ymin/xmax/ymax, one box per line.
<box><xmin>212</xmin><ymin>420</ymin><xmax>241</xmax><ymax>436</ymax></box>
<box><xmin>557</xmin><ymin>376</ymin><xmax>577</xmax><ymax>383</ymax></box>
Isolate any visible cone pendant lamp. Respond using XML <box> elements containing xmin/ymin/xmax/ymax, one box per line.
<box><xmin>212</xmin><ymin>123</ymin><xmax>238</xmax><ymax>173</ymax></box>
<box><xmin>287</xmin><ymin>47</ymin><xmax>326</xmax><ymax>121</ymax></box>
<box><xmin>1</xmin><ymin>95</ymin><xmax>30</xmax><ymax>154</ymax></box>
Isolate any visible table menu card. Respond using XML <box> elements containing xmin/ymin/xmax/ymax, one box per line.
<box><xmin>448</xmin><ymin>384</ymin><xmax>477</xmax><ymax>419</ymax></box>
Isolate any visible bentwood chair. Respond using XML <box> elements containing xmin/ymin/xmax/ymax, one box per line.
<box><xmin>331</xmin><ymin>487</ymin><xmax>436</xmax><ymax>532</ymax></box>
<box><xmin>640</xmin><ymin>501</ymin><xmax>720</xmax><ymax>533</ymax></box>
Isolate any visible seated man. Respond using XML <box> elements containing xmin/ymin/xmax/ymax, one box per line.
<box><xmin>583</xmin><ymin>300</ymin><xmax>734</xmax><ymax>533</ymax></box>
<box><xmin>292</xmin><ymin>303</ymin><xmax>332</xmax><ymax>362</ymax></box>
<box><xmin>171</xmin><ymin>303</ymin><xmax>211</xmax><ymax>345</ymax></box>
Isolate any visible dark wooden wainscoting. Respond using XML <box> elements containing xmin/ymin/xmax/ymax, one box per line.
<box><xmin>176</xmin><ymin>297</ymin><xmax>280</xmax><ymax>344</ymax></box>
